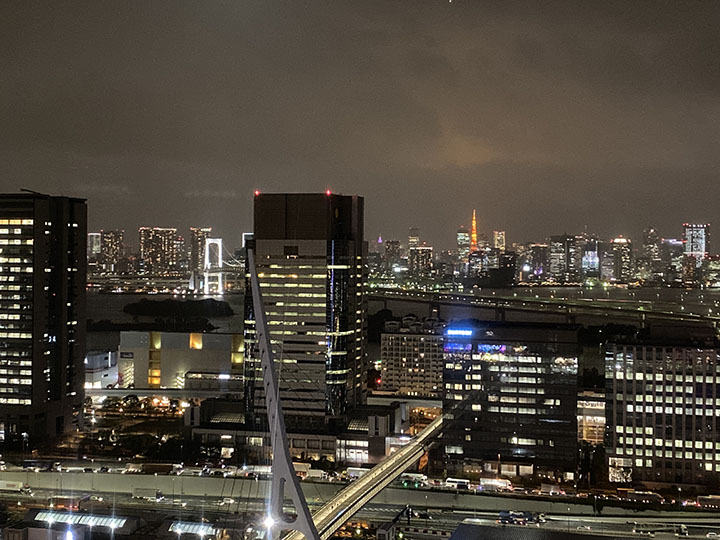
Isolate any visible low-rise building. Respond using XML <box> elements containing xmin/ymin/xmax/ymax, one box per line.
<box><xmin>118</xmin><ymin>331</ymin><xmax>243</xmax><ymax>389</ymax></box>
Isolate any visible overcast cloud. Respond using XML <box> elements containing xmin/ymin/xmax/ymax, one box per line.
<box><xmin>1</xmin><ymin>1</ymin><xmax>719</xmax><ymax>249</ymax></box>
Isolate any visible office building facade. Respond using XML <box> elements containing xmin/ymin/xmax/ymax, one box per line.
<box><xmin>606</xmin><ymin>342</ymin><xmax>720</xmax><ymax>485</ymax></box>
<box><xmin>0</xmin><ymin>194</ymin><xmax>86</xmax><ymax>441</ymax></box>
<box><xmin>244</xmin><ymin>192</ymin><xmax>368</xmax><ymax>434</ymax></box>
<box><xmin>380</xmin><ymin>319</ymin><xmax>445</xmax><ymax>398</ymax></box>
<box><xmin>443</xmin><ymin>321</ymin><xmax>579</xmax><ymax>472</ymax></box>
<box><xmin>683</xmin><ymin>223</ymin><xmax>710</xmax><ymax>265</ymax></box>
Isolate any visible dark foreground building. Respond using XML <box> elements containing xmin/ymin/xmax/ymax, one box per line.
<box><xmin>244</xmin><ymin>192</ymin><xmax>368</xmax><ymax>434</ymax></box>
<box><xmin>443</xmin><ymin>321</ymin><xmax>579</xmax><ymax>474</ymax></box>
<box><xmin>0</xmin><ymin>193</ymin><xmax>86</xmax><ymax>442</ymax></box>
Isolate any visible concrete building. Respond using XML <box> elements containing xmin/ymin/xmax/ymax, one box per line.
<box><xmin>442</xmin><ymin>321</ymin><xmax>579</xmax><ymax>474</ymax></box>
<box><xmin>380</xmin><ymin>317</ymin><xmax>445</xmax><ymax>398</ymax></box>
<box><xmin>243</xmin><ymin>192</ymin><xmax>368</xmax><ymax>434</ymax></box>
<box><xmin>84</xmin><ymin>351</ymin><xmax>118</xmax><ymax>389</ymax></box>
<box><xmin>138</xmin><ymin>227</ymin><xmax>178</xmax><ymax>274</ymax></box>
<box><xmin>0</xmin><ymin>193</ymin><xmax>86</xmax><ymax>442</ymax></box>
<box><xmin>118</xmin><ymin>331</ymin><xmax>242</xmax><ymax>389</ymax></box>
<box><xmin>605</xmin><ymin>339</ymin><xmax>720</xmax><ymax>485</ymax></box>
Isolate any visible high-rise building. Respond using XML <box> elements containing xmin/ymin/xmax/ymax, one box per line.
<box><xmin>442</xmin><ymin>321</ymin><xmax>579</xmax><ymax>473</ymax></box>
<box><xmin>244</xmin><ymin>192</ymin><xmax>367</xmax><ymax>433</ymax></box>
<box><xmin>0</xmin><ymin>193</ymin><xmax>86</xmax><ymax>442</ymax></box>
<box><xmin>408</xmin><ymin>227</ymin><xmax>420</xmax><ymax>249</ymax></box>
<box><xmin>683</xmin><ymin>223</ymin><xmax>710</xmax><ymax>267</ymax></box>
<box><xmin>456</xmin><ymin>226</ymin><xmax>470</xmax><ymax>262</ymax></box>
<box><xmin>549</xmin><ymin>235</ymin><xmax>580</xmax><ymax>282</ymax></box>
<box><xmin>525</xmin><ymin>243</ymin><xmax>549</xmax><ymax>281</ymax></box>
<box><xmin>380</xmin><ymin>319</ymin><xmax>444</xmax><ymax>398</ymax></box>
<box><xmin>87</xmin><ymin>233</ymin><xmax>101</xmax><ymax>258</ymax></box>
<box><xmin>493</xmin><ymin>230</ymin><xmax>506</xmax><ymax>252</ymax></box>
<box><xmin>138</xmin><ymin>227</ymin><xmax>178</xmax><ymax>274</ymax></box>
<box><xmin>606</xmin><ymin>340</ymin><xmax>720</xmax><ymax>485</ymax></box>
<box><xmin>642</xmin><ymin>227</ymin><xmax>660</xmax><ymax>260</ymax></box>
<box><xmin>581</xmin><ymin>237</ymin><xmax>600</xmax><ymax>278</ymax></box>
<box><xmin>383</xmin><ymin>240</ymin><xmax>401</xmax><ymax>271</ymax></box>
<box><xmin>100</xmin><ymin>229</ymin><xmax>123</xmax><ymax>273</ymax></box>
<box><xmin>408</xmin><ymin>245</ymin><xmax>433</xmax><ymax>278</ymax></box>
<box><xmin>470</xmin><ymin>210</ymin><xmax>478</xmax><ymax>252</ymax></box>
<box><xmin>610</xmin><ymin>236</ymin><xmax>633</xmax><ymax>282</ymax></box>
<box><xmin>189</xmin><ymin>227</ymin><xmax>212</xmax><ymax>273</ymax></box>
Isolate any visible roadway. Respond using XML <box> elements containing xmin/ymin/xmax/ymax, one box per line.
<box><xmin>369</xmin><ymin>290</ymin><xmax>720</xmax><ymax>326</ymax></box>
<box><xmin>285</xmin><ymin>415</ymin><xmax>444</xmax><ymax>540</ymax></box>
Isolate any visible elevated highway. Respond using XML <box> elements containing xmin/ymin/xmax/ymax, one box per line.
<box><xmin>369</xmin><ymin>290</ymin><xmax>720</xmax><ymax>327</ymax></box>
<box><xmin>285</xmin><ymin>414</ymin><xmax>444</xmax><ymax>540</ymax></box>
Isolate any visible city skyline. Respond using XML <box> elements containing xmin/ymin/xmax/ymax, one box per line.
<box><xmin>1</xmin><ymin>3</ymin><xmax>719</xmax><ymax>249</ymax></box>
<box><xmin>85</xmin><ymin>210</ymin><xmax>711</xmax><ymax>254</ymax></box>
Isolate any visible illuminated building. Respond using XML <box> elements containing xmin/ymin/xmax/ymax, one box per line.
<box><xmin>642</xmin><ymin>227</ymin><xmax>660</xmax><ymax>259</ymax></box>
<box><xmin>610</xmin><ymin>236</ymin><xmax>633</xmax><ymax>282</ymax></box>
<box><xmin>138</xmin><ymin>227</ymin><xmax>179</xmax><ymax>274</ymax></box>
<box><xmin>581</xmin><ymin>237</ymin><xmax>600</xmax><ymax>278</ymax></box>
<box><xmin>456</xmin><ymin>226</ymin><xmax>470</xmax><ymax>262</ymax></box>
<box><xmin>118</xmin><ymin>331</ymin><xmax>242</xmax><ymax>389</ymax></box>
<box><xmin>408</xmin><ymin>227</ymin><xmax>420</xmax><ymax>249</ymax></box>
<box><xmin>470</xmin><ymin>210</ymin><xmax>478</xmax><ymax>252</ymax></box>
<box><xmin>380</xmin><ymin>317</ymin><xmax>445</xmax><ymax>398</ymax></box>
<box><xmin>189</xmin><ymin>226</ymin><xmax>212</xmax><ymax>273</ymax></box>
<box><xmin>606</xmin><ymin>340</ymin><xmax>720</xmax><ymax>485</ymax></box>
<box><xmin>408</xmin><ymin>245</ymin><xmax>433</xmax><ymax>277</ymax></box>
<box><xmin>577</xmin><ymin>391</ymin><xmax>605</xmax><ymax>445</ymax></box>
<box><xmin>244</xmin><ymin>192</ymin><xmax>368</xmax><ymax>433</ymax></box>
<box><xmin>683</xmin><ymin>223</ymin><xmax>710</xmax><ymax>267</ymax></box>
<box><xmin>493</xmin><ymin>230</ymin><xmax>506</xmax><ymax>252</ymax></box>
<box><xmin>87</xmin><ymin>232</ymin><xmax>101</xmax><ymax>258</ymax></box>
<box><xmin>549</xmin><ymin>234</ymin><xmax>580</xmax><ymax>282</ymax></box>
<box><xmin>442</xmin><ymin>321</ymin><xmax>579</xmax><ymax>472</ymax></box>
<box><xmin>0</xmin><ymin>193</ymin><xmax>86</xmax><ymax>442</ymax></box>
<box><xmin>100</xmin><ymin>229</ymin><xmax>123</xmax><ymax>273</ymax></box>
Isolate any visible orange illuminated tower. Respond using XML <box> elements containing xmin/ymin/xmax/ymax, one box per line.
<box><xmin>470</xmin><ymin>209</ymin><xmax>478</xmax><ymax>252</ymax></box>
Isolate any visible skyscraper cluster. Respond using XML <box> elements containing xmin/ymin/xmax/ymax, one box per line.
<box><xmin>370</xmin><ymin>214</ymin><xmax>713</xmax><ymax>288</ymax></box>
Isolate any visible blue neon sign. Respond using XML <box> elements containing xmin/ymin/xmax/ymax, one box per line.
<box><xmin>446</xmin><ymin>328</ymin><xmax>474</xmax><ymax>337</ymax></box>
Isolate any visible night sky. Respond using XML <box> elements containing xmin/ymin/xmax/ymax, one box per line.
<box><xmin>2</xmin><ymin>1</ymin><xmax>719</xmax><ymax>250</ymax></box>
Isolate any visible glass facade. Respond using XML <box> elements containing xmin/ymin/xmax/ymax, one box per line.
<box><xmin>442</xmin><ymin>322</ymin><xmax>579</xmax><ymax>471</ymax></box>
<box><xmin>244</xmin><ymin>193</ymin><xmax>367</xmax><ymax>434</ymax></box>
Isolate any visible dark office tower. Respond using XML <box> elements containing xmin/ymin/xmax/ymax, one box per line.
<box><xmin>189</xmin><ymin>227</ymin><xmax>212</xmax><ymax>273</ymax></box>
<box><xmin>0</xmin><ymin>194</ymin><xmax>86</xmax><ymax>443</ymax></box>
<box><xmin>408</xmin><ymin>227</ymin><xmax>420</xmax><ymax>249</ymax></box>
<box><xmin>100</xmin><ymin>229</ymin><xmax>123</xmax><ymax>273</ymax></box>
<box><xmin>244</xmin><ymin>192</ymin><xmax>367</xmax><ymax>433</ymax></box>
<box><xmin>610</xmin><ymin>236</ymin><xmax>633</xmax><ymax>282</ymax></box>
<box><xmin>642</xmin><ymin>227</ymin><xmax>660</xmax><ymax>259</ymax></box>
<box><xmin>383</xmin><ymin>240</ymin><xmax>401</xmax><ymax>270</ymax></box>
